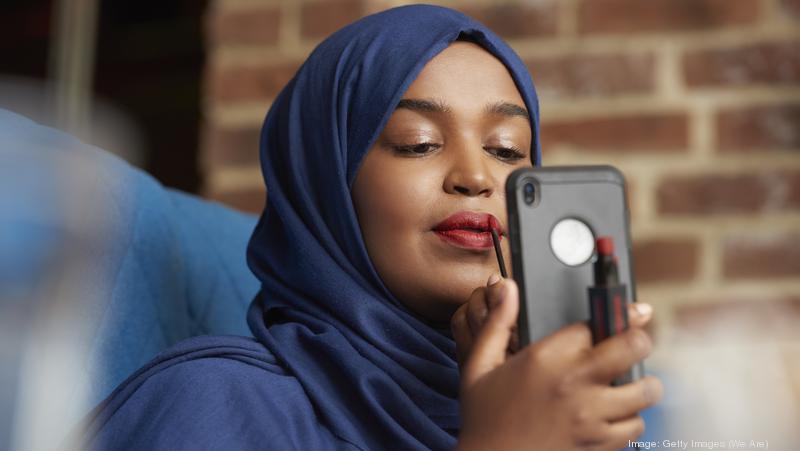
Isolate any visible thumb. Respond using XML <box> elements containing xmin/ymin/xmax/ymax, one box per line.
<box><xmin>461</xmin><ymin>278</ymin><xmax>519</xmax><ymax>387</ymax></box>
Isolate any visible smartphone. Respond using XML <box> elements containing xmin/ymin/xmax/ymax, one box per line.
<box><xmin>505</xmin><ymin>165</ymin><xmax>643</xmax><ymax>382</ymax></box>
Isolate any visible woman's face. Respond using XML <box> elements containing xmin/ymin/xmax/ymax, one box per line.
<box><xmin>352</xmin><ymin>41</ymin><xmax>534</xmax><ymax>322</ymax></box>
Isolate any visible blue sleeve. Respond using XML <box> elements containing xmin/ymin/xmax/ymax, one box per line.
<box><xmin>84</xmin><ymin>356</ymin><xmax>354</xmax><ymax>451</ymax></box>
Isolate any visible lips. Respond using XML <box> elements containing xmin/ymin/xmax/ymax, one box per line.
<box><xmin>432</xmin><ymin>211</ymin><xmax>504</xmax><ymax>250</ymax></box>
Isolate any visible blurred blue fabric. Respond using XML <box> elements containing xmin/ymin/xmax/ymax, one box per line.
<box><xmin>0</xmin><ymin>108</ymin><xmax>259</xmax><ymax>415</ymax></box>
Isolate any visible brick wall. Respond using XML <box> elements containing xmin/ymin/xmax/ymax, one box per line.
<box><xmin>201</xmin><ymin>0</ymin><xmax>800</xmax><ymax>362</ymax></box>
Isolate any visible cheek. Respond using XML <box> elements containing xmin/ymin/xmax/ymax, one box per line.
<box><xmin>355</xmin><ymin>160</ymin><xmax>437</xmax><ymax>238</ymax></box>
<box><xmin>352</xmin><ymin>154</ymin><xmax>443</xmax><ymax>290</ymax></box>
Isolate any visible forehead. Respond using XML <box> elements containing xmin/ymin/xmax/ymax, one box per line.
<box><xmin>402</xmin><ymin>41</ymin><xmax>525</xmax><ymax>107</ymax></box>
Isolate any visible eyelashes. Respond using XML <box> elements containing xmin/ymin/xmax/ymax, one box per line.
<box><xmin>391</xmin><ymin>142</ymin><xmax>527</xmax><ymax>162</ymax></box>
<box><xmin>490</xmin><ymin>146</ymin><xmax>527</xmax><ymax>161</ymax></box>
<box><xmin>391</xmin><ymin>143</ymin><xmax>441</xmax><ymax>155</ymax></box>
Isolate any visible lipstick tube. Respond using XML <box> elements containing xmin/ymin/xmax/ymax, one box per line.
<box><xmin>588</xmin><ymin>236</ymin><xmax>632</xmax><ymax>386</ymax></box>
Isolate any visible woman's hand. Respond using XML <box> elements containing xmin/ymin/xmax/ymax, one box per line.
<box><xmin>451</xmin><ymin>274</ymin><xmax>654</xmax><ymax>369</ymax></box>
<box><xmin>452</xmin><ymin>276</ymin><xmax>663</xmax><ymax>451</ymax></box>
<box><xmin>451</xmin><ymin>274</ymin><xmax>519</xmax><ymax>369</ymax></box>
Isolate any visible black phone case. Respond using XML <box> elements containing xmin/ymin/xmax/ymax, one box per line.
<box><xmin>505</xmin><ymin>165</ymin><xmax>643</xmax><ymax>381</ymax></box>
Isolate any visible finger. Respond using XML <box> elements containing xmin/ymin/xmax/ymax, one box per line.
<box><xmin>627</xmin><ymin>302</ymin><xmax>653</xmax><ymax>328</ymax></box>
<box><xmin>450</xmin><ymin>303</ymin><xmax>472</xmax><ymax>367</ymax></box>
<box><xmin>583</xmin><ymin>327</ymin><xmax>652</xmax><ymax>384</ymax></box>
<box><xmin>461</xmin><ymin>278</ymin><xmax>519</xmax><ymax>387</ymax></box>
<box><xmin>595</xmin><ymin>376</ymin><xmax>663</xmax><ymax>421</ymax></box>
<box><xmin>531</xmin><ymin>321</ymin><xmax>594</xmax><ymax>368</ymax></box>
<box><xmin>604</xmin><ymin>414</ymin><xmax>646</xmax><ymax>450</ymax></box>
<box><xmin>466</xmin><ymin>288</ymin><xmax>489</xmax><ymax>337</ymax></box>
<box><xmin>484</xmin><ymin>273</ymin><xmax>504</xmax><ymax>309</ymax></box>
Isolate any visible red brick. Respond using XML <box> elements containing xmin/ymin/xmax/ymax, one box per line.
<box><xmin>458</xmin><ymin>2</ymin><xmax>557</xmax><ymax>39</ymax></box>
<box><xmin>684</xmin><ymin>40</ymin><xmax>800</xmax><ymax>88</ymax></box>
<box><xmin>540</xmin><ymin>113</ymin><xmax>688</xmax><ymax>152</ymax></box>
<box><xmin>207</xmin><ymin>7</ymin><xmax>281</xmax><ymax>46</ymax></box>
<box><xmin>526</xmin><ymin>52</ymin><xmax>655</xmax><ymax>99</ymax></box>
<box><xmin>578</xmin><ymin>0</ymin><xmax>762</xmax><ymax>34</ymax></box>
<box><xmin>656</xmin><ymin>170</ymin><xmax>800</xmax><ymax>215</ymax></box>
<box><xmin>674</xmin><ymin>296</ymin><xmax>800</xmax><ymax>340</ymax></box>
<box><xmin>204</xmin><ymin>125</ymin><xmax>261</xmax><ymax>168</ymax></box>
<box><xmin>301</xmin><ymin>0</ymin><xmax>364</xmax><ymax>40</ymax></box>
<box><xmin>783</xmin><ymin>0</ymin><xmax>800</xmax><ymax>19</ymax></box>
<box><xmin>723</xmin><ymin>232</ymin><xmax>800</xmax><ymax>278</ymax></box>
<box><xmin>717</xmin><ymin>103</ymin><xmax>800</xmax><ymax>152</ymax></box>
<box><xmin>207</xmin><ymin>187</ymin><xmax>266</xmax><ymax>215</ymax></box>
<box><xmin>632</xmin><ymin>238</ymin><xmax>700</xmax><ymax>283</ymax></box>
<box><xmin>207</xmin><ymin>61</ymin><xmax>300</xmax><ymax>103</ymax></box>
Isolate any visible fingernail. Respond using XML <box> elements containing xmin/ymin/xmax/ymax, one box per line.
<box><xmin>634</xmin><ymin>303</ymin><xmax>653</xmax><ymax>317</ymax></box>
<box><xmin>487</xmin><ymin>273</ymin><xmax>501</xmax><ymax>286</ymax></box>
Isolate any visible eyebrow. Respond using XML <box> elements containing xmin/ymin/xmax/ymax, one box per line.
<box><xmin>396</xmin><ymin>98</ymin><xmax>529</xmax><ymax>119</ymax></box>
<box><xmin>397</xmin><ymin>98</ymin><xmax>452</xmax><ymax>114</ymax></box>
<box><xmin>485</xmin><ymin>101</ymin><xmax>529</xmax><ymax>118</ymax></box>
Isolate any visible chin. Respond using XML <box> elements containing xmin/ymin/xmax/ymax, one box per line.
<box><xmin>432</xmin><ymin>285</ymin><xmax>476</xmax><ymax>317</ymax></box>
<box><xmin>445</xmin><ymin>270</ymin><xmax>492</xmax><ymax>294</ymax></box>
<box><xmin>391</xmin><ymin>265</ymin><xmax>490</xmax><ymax>322</ymax></box>
<box><xmin>407</xmin><ymin>291</ymin><xmax>464</xmax><ymax>323</ymax></box>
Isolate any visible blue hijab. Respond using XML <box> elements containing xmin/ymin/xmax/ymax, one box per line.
<box><xmin>84</xmin><ymin>5</ymin><xmax>541</xmax><ymax>450</ymax></box>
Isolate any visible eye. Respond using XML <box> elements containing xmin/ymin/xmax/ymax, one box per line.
<box><xmin>486</xmin><ymin>146</ymin><xmax>526</xmax><ymax>162</ymax></box>
<box><xmin>392</xmin><ymin>143</ymin><xmax>441</xmax><ymax>156</ymax></box>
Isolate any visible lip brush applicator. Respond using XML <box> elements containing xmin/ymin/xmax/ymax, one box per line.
<box><xmin>488</xmin><ymin>217</ymin><xmax>508</xmax><ymax>278</ymax></box>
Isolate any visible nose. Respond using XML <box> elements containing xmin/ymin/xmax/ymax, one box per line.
<box><xmin>442</xmin><ymin>143</ymin><xmax>495</xmax><ymax>197</ymax></box>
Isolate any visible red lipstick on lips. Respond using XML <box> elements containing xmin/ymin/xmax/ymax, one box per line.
<box><xmin>432</xmin><ymin>211</ymin><xmax>504</xmax><ymax>250</ymax></box>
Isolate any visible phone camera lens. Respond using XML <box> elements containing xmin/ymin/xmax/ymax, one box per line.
<box><xmin>523</xmin><ymin>182</ymin><xmax>536</xmax><ymax>205</ymax></box>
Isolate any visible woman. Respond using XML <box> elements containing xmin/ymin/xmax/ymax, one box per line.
<box><xmin>82</xmin><ymin>5</ymin><xmax>661</xmax><ymax>450</ymax></box>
